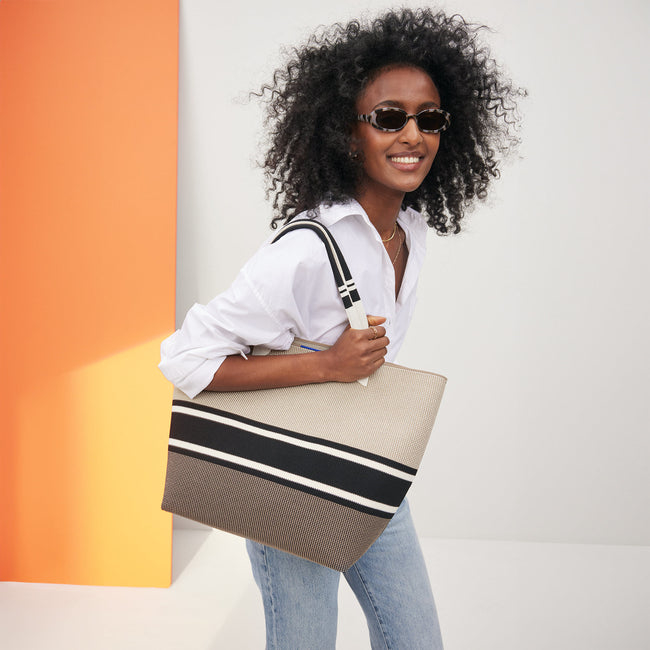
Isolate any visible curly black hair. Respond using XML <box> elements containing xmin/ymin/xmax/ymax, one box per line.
<box><xmin>258</xmin><ymin>8</ymin><xmax>525</xmax><ymax>234</ymax></box>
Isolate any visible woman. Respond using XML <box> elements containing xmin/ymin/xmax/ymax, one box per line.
<box><xmin>160</xmin><ymin>8</ymin><xmax>522</xmax><ymax>649</ymax></box>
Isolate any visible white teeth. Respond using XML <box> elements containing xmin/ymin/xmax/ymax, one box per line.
<box><xmin>390</xmin><ymin>156</ymin><xmax>420</xmax><ymax>164</ymax></box>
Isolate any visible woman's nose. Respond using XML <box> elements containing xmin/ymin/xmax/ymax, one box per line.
<box><xmin>399</xmin><ymin>116</ymin><xmax>422</xmax><ymax>143</ymax></box>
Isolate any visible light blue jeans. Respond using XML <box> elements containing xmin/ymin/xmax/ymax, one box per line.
<box><xmin>246</xmin><ymin>500</ymin><xmax>444</xmax><ymax>649</ymax></box>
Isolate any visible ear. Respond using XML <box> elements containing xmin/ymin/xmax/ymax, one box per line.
<box><xmin>348</xmin><ymin>123</ymin><xmax>364</xmax><ymax>158</ymax></box>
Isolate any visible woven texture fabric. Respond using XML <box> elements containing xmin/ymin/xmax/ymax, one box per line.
<box><xmin>162</xmin><ymin>451</ymin><xmax>389</xmax><ymax>571</ymax></box>
<box><xmin>178</xmin><ymin>340</ymin><xmax>447</xmax><ymax>467</ymax></box>
<box><xmin>161</xmin><ymin>339</ymin><xmax>446</xmax><ymax>570</ymax></box>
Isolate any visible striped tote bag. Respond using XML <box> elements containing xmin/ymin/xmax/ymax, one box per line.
<box><xmin>161</xmin><ymin>220</ymin><xmax>447</xmax><ymax>571</ymax></box>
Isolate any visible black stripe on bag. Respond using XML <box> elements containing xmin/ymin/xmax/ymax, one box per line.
<box><xmin>169</xmin><ymin>411</ymin><xmax>411</xmax><ymax>507</ymax></box>
<box><xmin>172</xmin><ymin>399</ymin><xmax>417</xmax><ymax>476</ymax></box>
<box><xmin>168</xmin><ymin>447</ymin><xmax>395</xmax><ymax>519</ymax></box>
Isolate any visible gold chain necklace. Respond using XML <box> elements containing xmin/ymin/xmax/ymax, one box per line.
<box><xmin>389</xmin><ymin>229</ymin><xmax>403</xmax><ymax>266</ymax></box>
<box><xmin>381</xmin><ymin>222</ymin><xmax>398</xmax><ymax>243</ymax></box>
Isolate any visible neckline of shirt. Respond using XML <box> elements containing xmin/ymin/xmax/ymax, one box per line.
<box><xmin>318</xmin><ymin>199</ymin><xmax>427</xmax><ymax>239</ymax></box>
<box><xmin>316</xmin><ymin>199</ymin><xmax>427</xmax><ymax>254</ymax></box>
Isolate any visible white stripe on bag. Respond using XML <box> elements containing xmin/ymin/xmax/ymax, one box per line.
<box><xmin>168</xmin><ymin>437</ymin><xmax>399</xmax><ymax>514</ymax></box>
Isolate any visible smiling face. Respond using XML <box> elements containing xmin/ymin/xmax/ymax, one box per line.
<box><xmin>352</xmin><ymin>65</ymin><xmax>442</xmax><ymax>205</ymax></box>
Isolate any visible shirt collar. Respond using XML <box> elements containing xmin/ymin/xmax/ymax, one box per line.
<box><xmin>316</xmin><ymin>199</ymin><xmax>428</xmax><ymax>240</ymax></box>
<box><xmin>315</xmin><ymin>199</ymin><xmax>366</xmax><ymax>227</ymax></box>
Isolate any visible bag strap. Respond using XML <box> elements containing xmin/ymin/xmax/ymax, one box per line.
<box><xmin>271</xmin><ymin>219</ymin><xmax>369</xmax><ymax>331</ymax></box>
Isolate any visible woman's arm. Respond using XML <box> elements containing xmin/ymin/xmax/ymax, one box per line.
<box><xmin>206</xmin><ymin>316</ymin><xmax>388</xmax><ymax>391</ymax></box>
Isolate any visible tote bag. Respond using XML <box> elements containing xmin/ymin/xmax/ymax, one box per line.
<box><xmin>161</xmin><ymin>220</ymin><xmax>446</xmax><ymax>571</ymax></box>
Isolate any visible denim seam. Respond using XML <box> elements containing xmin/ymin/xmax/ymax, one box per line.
<box><xmin>260</xmin><ymin>545</ymin><xmax>278</xmax><ymax>650</ymax></box>
<box><xmin>351</xmin><ymin>563</ymin><xmax>391</xmax><ymax>650</ymax></box>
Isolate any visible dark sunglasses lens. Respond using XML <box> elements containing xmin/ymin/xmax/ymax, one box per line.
<box><xmin>417</xmin><ymin>111</ymin><xmax>447</xmax><ymax>132</ymax></box>
<box><xmin>374</xmin><ymin>109</ymin><xmax>407</xmax><ymax>130</ymax></box>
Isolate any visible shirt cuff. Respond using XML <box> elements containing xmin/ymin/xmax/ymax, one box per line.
<box><xmin>159</xmin><ymin>355</ymin><xmax>226</xmax><ymax>399</ymax></box>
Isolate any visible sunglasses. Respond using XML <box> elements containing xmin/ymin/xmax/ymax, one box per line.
<box><xmin>357</xmin><ymin>107</ymin><xmax>451</xmax><ymax>134</ymax></box>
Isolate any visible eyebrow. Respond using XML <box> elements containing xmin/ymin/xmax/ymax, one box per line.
<box><xmin>372</xmin><ymin>99</ymin><xmax>442</xmax><ymax>111</ymax></box>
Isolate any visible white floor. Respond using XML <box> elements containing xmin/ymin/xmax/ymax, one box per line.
<box><xmin>1</xmin><ymin>528</ymin><xmax>649</xmax><ymax>650</ymax></box>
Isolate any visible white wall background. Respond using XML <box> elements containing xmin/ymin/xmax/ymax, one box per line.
<box><xmin>175</xmin><ymin>0</ymin><xmax>650</xmax><ymax>545</ymax></box>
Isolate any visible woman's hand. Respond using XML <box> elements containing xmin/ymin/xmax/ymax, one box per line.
<box><xmin>321</xmin><ymin>315</ymin><xmax>389</xmax><ymax>382</ymax></box>
<box><xmin>207</xmin><ymin>315</ymin><xmax>388</xmax><ymax>391</ymax></box>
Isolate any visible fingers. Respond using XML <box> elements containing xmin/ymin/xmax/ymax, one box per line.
<box><xmin>366</xmin><ymin>314</ymin><xmax>388</xmax><ymax>345</ymax></box>
<box><xmin>368</xmin><ymin>347</ymin><xmax>388</xmax><ymax>371</ymax></box>
<box><xmin>367</xmin><ymin>314</ymin><xmax>386</xmax><ymax>326</ymax></box>
<box><xmin>344</xmin><ymin>326</ymin><xmax>388</xmax><ymax>350</ymax></box>
<box><xmin>367</xmin><ymin>314</ymin><xmax>388</xmax><ymax>345</ymax></box>
<box><xmin>370</xmin><ymin>346</ymin><xmax>388</xmax><ymax>363</ymax></box>
<box><xmin>327</xmin><ymin>317</ymin><xmax>389</xmax><ymax>382</ymax></box>
<box><xmin>367</xmin><ymin>324</ymin><xmax>388</xmax><ymax>343</ymax></box>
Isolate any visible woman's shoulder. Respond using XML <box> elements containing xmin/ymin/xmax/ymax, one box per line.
<box><xmin>241</xmin><ymin>219</ymin><xmax>331</xmax><ymax>283</ymax></box>
<box><xmin>256</xmin><ymin>201</ymin><xmax>362</xmax><ymax>255</ymax></box>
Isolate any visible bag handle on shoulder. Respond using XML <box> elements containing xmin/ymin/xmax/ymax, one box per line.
<box><xmin>272</xmin><ymin>219</ymin><xmax>370</xmax><ymax>386</ymax></box>
<box><xmin>272</xmin><ymin>219</ymin><xmax>369</xmax><ymax>331</ymax></box>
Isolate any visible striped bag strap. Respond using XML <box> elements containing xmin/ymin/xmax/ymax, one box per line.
<box><xmin>271</xmin><ymin>219</ymin><xmax>369</xmax><ymax>332</ymax></box>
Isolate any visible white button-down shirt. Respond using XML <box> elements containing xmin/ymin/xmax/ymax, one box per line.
<box><xmin>159</xmin><ymin>200</ymin><xmax>428</xmax><ymax>398</ymax></box>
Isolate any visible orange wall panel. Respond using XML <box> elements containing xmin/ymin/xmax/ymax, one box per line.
<box><xmin>0</xmin><ymin>0</ymin><xmax>178</xmax><ymax>586</ymax></box>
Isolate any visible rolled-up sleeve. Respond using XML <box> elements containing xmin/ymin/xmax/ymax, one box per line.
<box><xmin>158</xmin><ymin>231</ymin><xmax>328</xmax><ymax>398</ymax></box>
